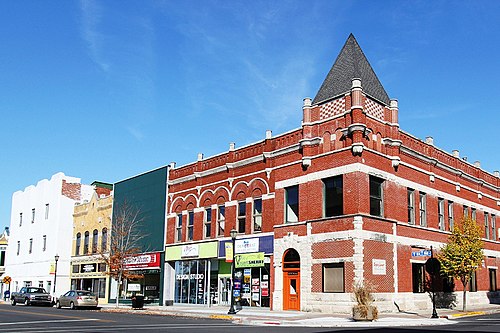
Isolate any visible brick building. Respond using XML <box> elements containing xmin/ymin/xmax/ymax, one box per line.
<box><xmin>165</xmin><ymin>34</ymin><xmax>500</xmax><ymax>312</ymax></box>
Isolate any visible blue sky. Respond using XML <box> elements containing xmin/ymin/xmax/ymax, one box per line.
<box><xmin>1</xmin><ymin>1</ymin><xmax>499</xmax><ymax>230</ymax></box>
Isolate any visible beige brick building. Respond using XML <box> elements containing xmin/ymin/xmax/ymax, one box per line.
<box><xmin>71</xmin><ymin>182</ymin><xmax>112</xmax><ymax>304</ymax></box>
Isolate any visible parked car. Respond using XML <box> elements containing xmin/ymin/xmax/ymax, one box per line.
<box><xmin>56</xmin><ymin>290</ymin><xmax>98</xmax><ymax>309</ymax></box>
<box><xmin>10</xmin><ymin>287</ymin><xmax>52</xmax><ymax>306</ymax></box>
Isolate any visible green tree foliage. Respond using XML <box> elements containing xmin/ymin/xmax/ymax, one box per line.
<box><xmin>438</xmin><ymin>216</ymin><xmax>483</xmax><ymax>311</ymax></box>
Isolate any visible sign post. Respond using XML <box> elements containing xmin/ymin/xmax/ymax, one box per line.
<box><xmin>425</xmin><ymin>246</ymin><xmax>441</xmax><ymax>319</ymax></box>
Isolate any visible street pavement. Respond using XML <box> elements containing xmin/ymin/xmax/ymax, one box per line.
<box><xmin>97</xmin><ymin>302</ymin><xmax>500</xmax><ymax>327</ymax></box>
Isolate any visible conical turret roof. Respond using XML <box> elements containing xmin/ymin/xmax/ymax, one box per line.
<box><xmin>313</xmin><ymin>34</ymin><xmax>390</xmax><ymax>105</ymax></box>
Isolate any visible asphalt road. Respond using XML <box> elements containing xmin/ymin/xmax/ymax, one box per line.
<box><xmin>0</xmin><ymin>303</ymin><xmax>498</xmax><ymax>333</ymax></box>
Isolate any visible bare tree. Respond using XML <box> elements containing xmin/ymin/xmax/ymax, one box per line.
<box><xmin>100</xmin><ymin>201</ymin><xmax>147</xmax><ymax>307</ymax></box>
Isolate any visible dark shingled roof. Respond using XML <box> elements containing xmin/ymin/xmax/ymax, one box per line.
<box><xmin>313</xmin><ymin>34</ymin><xmax>390</xmax><ymax>106</ymax></box>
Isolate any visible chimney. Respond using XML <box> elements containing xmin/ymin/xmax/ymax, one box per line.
<box><xmin>452</xmin><ymin>150</ymin><xmax>460</xmax><ymax>158</ymax></box>
<box><xmin>229</xmin><ymin>142</ymin><xmax>235</xmax><ymax>151</ymax></box>
<box><xmin>266</xmin><ymin>130</ymin><xmax>272</xmax><ymax>139</ymax></box>
<box><xmin>197</xmin><ymin>153</ymin><xmax>204</xmax><ymax>161</ymax></box>
<box><xmin>302</xmin><ymin>97</ymin><xmax>312</xmax><ymax>123</ymax></box>
<box><xmin>389</xmin><ymin>99</ymin><xmax>399</xmax><ymax>123</ymax></box>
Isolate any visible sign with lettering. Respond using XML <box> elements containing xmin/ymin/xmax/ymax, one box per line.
<box><xmin>235</xmin><ymin>238</ymin><xmax>259</xmax><ymax>254</ymax></box>
<box><xmin>80</xmin><ymin>263</ymin><xmax>97</xmax><ymax>273</ymax></box>
<box><xmin>412</xmin><ymin>250</ymin><xmax>431</xmax><ymax>257</ymax></box>
<box><xmin>181</xmin><ymin>244</ymin><xmax>199</xmax><ymax>258</ymax></box>
<box><xmin>372</xmin><ymin>259</ymin><xmax>386</xmax><ymax>275</ymax></box>
<box><xmin>225</xmin><ymin>243</ymin><xmax>233</xmax><ymax>263</ymax></box>
<box><xmin>235</xmin><ymin>252</ymin><xmax>265</xmax><ymax>268</ymax></box>
<box><xmin>124</xmin><ymin>252</ymin><xmax>161</xmax><ymax>269</ymax></box>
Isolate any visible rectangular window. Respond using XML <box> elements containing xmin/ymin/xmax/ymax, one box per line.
<box><xmin>72</xmin><ymin>265</ymin><xmax>79</xmax><ymax>273</ymax></box>
<box><xmin>324</xmin><ymin>176</ymin><xmax>343</xmax><ymax>217</ymax></box>
<box><xmin>463</xmin><ymin>205</ymin><xmax>469</xmax><ymax>218</ymax></box>
<box><xmin>17</xmin><ymin>241</ymin><xmax>20</xmax><ymax>255</ymax></box>
<box><xmin>469</xmin><ymin>271</ymin><xmax>477</xmax><ymax>292</ymax></box>
<box><xmin>98</xmin><ymin>263</ymin><xmax>107</xmax><ymax>272</ymax></box>
<box><xmin>237</xmin><ymin>201</ymin><xmax>246</xmax><ymax>234</ymax></box>
<box><xmin>492</xmin><ymin>215</ymin><xmax>497</xmax><ymax>240</ymax></box>
<box><xmin>19</xmin><ymin>213</ymin><xmax>22</xmax><ymax>227</ymax></box>
<box><xmin>285</xmin><ymin>185</ymin><xmax>299</xmax><ymax>223</ymax></box>
<box><xmin>42</xmin><ymin>235</ymin><xmax>47</xmax><ymax>252</ymax></box>
<box><xmin>204</xmin><ymin>207</ymin><xmax>212</xmax><ymax>239</ymax></box>
<box><xmin>438</xmin><ymin>198</ymin><xmax>445</xmax><ymax>230</ymax></box>
<box><xmin>253</xmin><ymin>198</ymin><xmax>262</xmax><ymax>232</ymax></box>
<box><xmin>485</xmin><ymin>213</ymin><xmax>490</xmax><ymax>240</ymax></box>
<box><xmin>369</xmin><ymin>176</ymin><xmax>384</xmax><ymax>217</ymax></box>
<box><xmin>489</xmin><ymin>269</ymin><xmax>497</xmax><ymax>292</ymax></box>
<box><xmin>412</xmin><ymin>263</ymin><xmax>425</xmax><ymax>293</ymax></box>
<box><xmin>31</xmin><ymin>208</ymin><xmax>35</xmax><ymax>223</ymax></box>
<box><xmin>448</xmin><ymin>201</ymin><xmax>454</xmax><ymax>231</ymax></box>
<box><xmin>38</xmin><ymin>281</ymin><xmax>44</xmax><ymax>288</ymax></box>
<box><xmin>471</xmin><ymin>208</ymin><xmax>476</xmax><ymax>221</ymax></box>
<box><xmin>407</xmin><ymin>188</ymin><xmax>415</xmax><ymax>224</ymax></box>
<box><xmin>323</xmin><ymin>263</ymin><xmax>345</xmax><ymax>293</ymax></box>
<box><xmin>29</xmin><ymin>238</ymin><xmax>33</xmax><ymax>254</ymax></box>
<box><xmin>45</xmin><ymin>204</ymin><xmax>49</xmax><ymax>220</ymax></box>
<box><xmin>217</xmin><ymin>205</ymin><xmax>225</xmax><ymax>237</ymax></box>
<box><xmin>176</xmin><ymin>213</ymin><xmax>183</xmax><ymax>242</ymax></box>
<box><xmin>187</xmin><ymin>211</ymin><xmax>194</xmax><ymax>241</ymax></box>
<box><xmin>419</xmin><ymin>192</ymin><xmax>427</xmax><ymax>227</ymax></box>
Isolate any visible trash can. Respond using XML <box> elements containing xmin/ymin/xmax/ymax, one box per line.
<box><xmin>131</xmin><ymin>295</ymin><xmax>145</xmax><ymax>309</ymax></box>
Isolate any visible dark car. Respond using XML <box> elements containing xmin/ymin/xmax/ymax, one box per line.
<box><xmin>56</xmin><ymin>290</ymin><xmax>98</xmax><ymax>309</ymax></box>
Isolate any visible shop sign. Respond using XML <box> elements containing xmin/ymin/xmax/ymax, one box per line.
<box><xmin>252</xmin><ymin>293</ymin><xmax>260</xmax><ymax>301</ymax></box>
<box><xmin>372</xmin><ymin>259</ymin><xmax>386</xmax><ymax>275</ymax></box>
<box><xmin>181</xmin><ymin>244</ymin><xmax>199</xmax><ymax>258</ymax></box>
<box><xmin>145</xmin><ymin>286</ymin><xmax>157</xmax><ymax>291</ymax></box>
<box><xmin>127</xmin><ymin>284</ymin><xmax>141</xmax><ymax>291</ymax></box>
<box><xmin>124</xmin><ymin>252</ymin><xmax>161</xmax><ymax>269</ymax></box>
<box><xmin>235</xmin><ymin>238</ymin><xmax>259</xmax><ymax>254</ymax></box>
<box><xmin>261</xmin><ymin>281</ymin><xmax>269</xmax><ymax>297</ymax></box>
<box><xmin>80</xmin><ymin>263</ymin><xmax>97</xmax><ymax>273</ymax></box>
<box><xmin>176</xmin><ymin>273</ymin><xmax>205</xmax><ymax>280</ymax></box>
<box><xmin>235</xmin><ymin>252</ymin><xmax>265</xmax><ymax>268</ymax></box>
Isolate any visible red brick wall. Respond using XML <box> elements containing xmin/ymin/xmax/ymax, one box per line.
<box><xmin>61</xmin><ymin>180</ymin><xmax>81</xmax><ymax>200</ymax></box>
<box><xmin>363</xmin><ymin>240</ymin><xmax>394</xmax><ymax>292</ymax></box>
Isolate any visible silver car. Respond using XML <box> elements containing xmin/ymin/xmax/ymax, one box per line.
<box><xmin>56</xmin><ymin>290</ymin><xmax>98</xmax><ymax>309</ymax></box>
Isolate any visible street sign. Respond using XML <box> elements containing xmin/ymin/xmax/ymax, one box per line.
<box><xmin>411</xmin><ymin>250</ymin><xmax>431</xmax><ymax>257</ymax></box>
<box><xmin>2</xmin><ymin>276</ymin><xmax>11</xmax><ymax>284</ymax></box>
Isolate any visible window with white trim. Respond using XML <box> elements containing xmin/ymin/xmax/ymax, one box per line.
<box><xmin>253</xmin><ymin>198</ymin><xmax>262</xmax><ymax>232</ymax></box>
<box><xmin>407</xmin><ymin>188</ymin><xmax>415</xmax><ymax>224</ymax></box>
<box><xmin>448</xmin><ymin>201</ymin><xmax>454</xmax><ymax>231</ymax></box>
<box><xmin>176</xmin><ymin>213</ymin><xmax>183</xmax><ymax>242</ymax></box>
<box><xmin>419</xmin><ymin>192</ymin><xmax>427</xmax><ymax>227</ymax></box>
<box><xmin>45</xmin><ymin>203</ymin><xmax>49</xmax><ymax>220</ymax></box>
<box><xmin>438</xmin><ymin>198</ymin><xmax>445</xmax><ymax>230</ymax></box>
<box><xmin>369</xmin><ymin>176</ymin><xmax>384</xmax><ymax>217</ymax></box>
<box><xmin>237</xmin><ymin>201</ymin><xmax>246</xmax><ymax>233</ymax></box>
<box><xmin>285</xmin><ymin>185</ymin><xmax>299</xmax><ymax>223</ymax></box>
<box><xmin>187</xmin><ymin>211</ymin><xmax>194</xmax><ymax>241</ymax></box>
<box><xmin>485</xmin><ymin>213</ymin><xmax>490</xmax><ymax>239</ymax></box>
<box><xmin>204</xmin><ymin>207</ymin><xmax>212</xmax><ymax>239</ymax></box>
<box><xmin>217</xmin><ymin>205</ymin><xmax>225</xmax><ymax>237</ymax></box>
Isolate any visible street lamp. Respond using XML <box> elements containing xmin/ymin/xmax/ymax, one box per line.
<box><xmin>53</xmin><ymin>254</ymin><xmax>60</xmax><ymax>298</ymax></box>
<box><xmin>228</xmin><ymin>229</ymin><xmax>237</xmax><ymax>315</ymax></box>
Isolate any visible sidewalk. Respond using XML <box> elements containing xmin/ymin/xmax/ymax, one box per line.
<box><xmin>98</xmin><ymin>302</ymin><xmax>500</xmax><ymax>327</ymax></box>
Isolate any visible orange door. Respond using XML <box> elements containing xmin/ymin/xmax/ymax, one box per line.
<box><xmin>283</xmin><ymin>271</ymin><xmax>300</xmax><ymax>310</ymax></box>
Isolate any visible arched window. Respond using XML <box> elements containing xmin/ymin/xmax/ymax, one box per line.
<box><xmin>101</xmin><ymin>228</ymin><xmax>108</xmax><ymax>252</ymax></box>
<box><xmin>84</xmin><ymin>231</ymin><xmax>89</xmax><ymax>254</ymax></box>
<box><xmin>92</xmin><ymin>229</ymin><xmax>98</xmax><ymax>253</ymax></box>
<box><xmin>283</xmin><ymin>248</ymin><xmax>300</xmax><ymax>269</ymax></box>
<box><xmin>75</xmin><ymin>233</ymin><xmax>81</xmax><ymax>256</ymax></box>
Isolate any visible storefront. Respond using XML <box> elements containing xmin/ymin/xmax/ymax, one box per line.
<box><xmin>218</xmin><ymin>234</ymin><xmax>273</xmax><ymax>308</ymax></box>
<box><xmin>70</xmin><ymin>259</ymin><xmax>109</xmax><ymax>303</ymax></box>
<box><xmin>117</xmin><ymin>252</ymin><xmax>162</xmax><ymax>304</ymax></box>
<box><xmin>165</xmin><ymin>241</ymin><xmax>219</xmax><ymax>306</ymax></box>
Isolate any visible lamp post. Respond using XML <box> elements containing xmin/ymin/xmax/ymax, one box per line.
<box><xmin>228</xmin><ymin>229</ymin><xmax>237</xmax><ymax>315</ymax></box>
<box><xmin>53</xmin><ymin>254</ymin><xmax>60</xmax><ymax>298</ymax></box>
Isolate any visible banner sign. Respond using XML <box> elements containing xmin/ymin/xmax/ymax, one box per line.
<box><xmin>235</xmin><ymin>252</ymin><xmax>265</xmax><ymax>268</ymax></box>
<box><xmin>124</xmin><ymin>252</ymin><xmax>161</xmax><ymax>270</ymax></box>
<box><xmin>372</xmin><ymin>259</ymin><xmax>386</xmax><ymax>275</ymax></box>
<box><xmin>225</xmin><ymin>243</ymin><xmax>233</xmax><ymax>262</ymax></box>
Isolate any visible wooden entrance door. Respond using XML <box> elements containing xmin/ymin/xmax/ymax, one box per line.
<box><xmin>282</xmin><ymin>249</ymin><xmax>300</xmax><ymax>311</ymax></box>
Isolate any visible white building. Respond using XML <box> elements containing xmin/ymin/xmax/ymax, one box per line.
<box><xmin>4</xmin><ymin>172</ymin><xmax>93</xmax><ymax>298</ymax></box>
